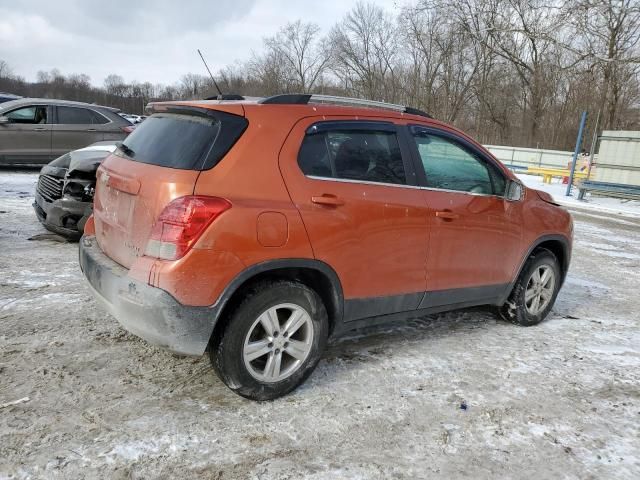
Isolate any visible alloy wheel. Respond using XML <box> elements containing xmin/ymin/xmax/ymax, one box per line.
<box><xmin>525</xmin><ymin>265</ymin><xmax>556</xmax><ymax>315</ymax></box>
<box><xmin>243</xmin><ymin>303</ymin><xmax>314</xmax><ymax>382</ymax></box>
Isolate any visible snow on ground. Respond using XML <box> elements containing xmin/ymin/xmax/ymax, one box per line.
<box><xmin>1</xmin><ymin>172</ymin><xmax>639</xmax><ymax>479</ymax></box>
<box><xmin>516</xmin><ymin>173</ymin><xmax>640</xmax><ymax>218</ymax></box>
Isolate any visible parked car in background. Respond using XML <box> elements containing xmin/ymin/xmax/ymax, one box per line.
<box><xmin>0</xmin><ymin>92</ymin><xmax>22</xmax><ymax>104</ymax></box>
<box><xmin>79</xmin><ymin>94</ymin><xmax>573</xmax><ymax>400</ymax></box>
<box><xmin>34</xmin><ymin>142</ymin><xmax>116</xmax><ymax>238</ymax></box>
<box><xmin>120</xmin><ymin>113</ymin><xmax>143</xmax><ymax>124</ymax></box>
<box><xmin>0</xmin><ymin>98</ymin><xmax>134</xmax><ymax>166</ymax></box>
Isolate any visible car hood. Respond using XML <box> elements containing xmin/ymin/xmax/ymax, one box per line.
<box><xmin>68</xmin><ymin>154</ymin><xmax>107</xmax><ymax>175</ymax></box>
<box><xmin>40</xmin><ymin>154</ymin><xmax>71</xmax><ymax>179</ymax></box>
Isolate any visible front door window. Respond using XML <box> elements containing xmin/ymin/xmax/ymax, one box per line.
<box><xmin>6</xmin><ymin>106</ymin><xmax>48</xmax><ymax>124</ymax></box>
<box><xmin>412</xmin><ymin>131</ymin><xmax>506</xmax><ymax>196</ymax></box>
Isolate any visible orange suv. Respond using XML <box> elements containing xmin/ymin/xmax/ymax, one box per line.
<box><xmin>79</xmin><ymin>94</ymin><xmax>573</xmax><ymax>400</ymax></box>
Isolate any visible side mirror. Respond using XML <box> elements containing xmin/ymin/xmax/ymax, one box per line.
<box><xmin>0</xmin><ymin>116</ymin><xmax>9</xmax><ymax>124</ymax></box>
<box><xmin>506</xmin><ymin>180</ymin><xmax>524</xmax><ymax>202</ymax></box>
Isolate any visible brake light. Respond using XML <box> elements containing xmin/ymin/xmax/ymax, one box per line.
<box><xmin>121</xmin><ymin>125</ymin><xmax>135</xmax><ymax>134</ymax></box>
<box><xmin>83</xmin><ymin>214</ymin><xmax>96</xmax><ymax>236</ymax></box>
<box><xmin>145</xmin><ymin>196</ymin><xmax>231</xmax><ymax>260</ymax></box>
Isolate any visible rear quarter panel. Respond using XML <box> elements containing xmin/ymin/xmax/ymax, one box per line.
<box><xmin>162</xmin><ymin>107</ymin><xmax>315</xmax><ymax>306</ymax></box>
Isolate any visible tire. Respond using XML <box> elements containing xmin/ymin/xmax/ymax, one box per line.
<box><xmin>499</xmin><ymin>249</ymin><xmax>561</xmax><ymax>326</ymax></box>
<box><xmin>210</xmin><ymin>280</ymin><xmax>329</xmax><ymax>401</ymax></box>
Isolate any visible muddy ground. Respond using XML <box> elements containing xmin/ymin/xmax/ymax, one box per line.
<box><xmin>1</xmin><ymin>172</ymin><xmax>639</xmax><ymax>479</ymax></box>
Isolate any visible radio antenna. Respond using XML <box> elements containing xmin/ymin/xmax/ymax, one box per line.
<box><xmin>197</xmin><ymin>49</ymin><xmax>223</xmax><ymax>97</ymax></box>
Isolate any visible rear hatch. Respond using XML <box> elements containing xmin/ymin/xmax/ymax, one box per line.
<box><xmin>92</xmin><ymin>104</ymin><xmax>248</xmax><ymax>268</ymax></box>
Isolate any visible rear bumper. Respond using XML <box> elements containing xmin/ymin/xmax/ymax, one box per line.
<box><xmin>79</xmin><ymin>235</ymin><xmax>215</xmax><ymax>356</ymax></box>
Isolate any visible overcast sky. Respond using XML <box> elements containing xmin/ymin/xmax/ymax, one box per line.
<box><xmin>0</xmin><ymin>0</ymin><xmax>397</xmax><ymax>87</ymax></box>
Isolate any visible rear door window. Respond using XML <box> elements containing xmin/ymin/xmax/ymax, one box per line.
<box><xmin>57</xmin><ymin>106</ymin><xmax>99</xmax><ymax>125</ymax></box>
<box><xmin>298</xmin><ymin>122</ymin><xmax>407</xmax><ymax>185</ymax></box>
<box><xmin>117</xmin><ymin>109</ymin><xmax>248</xmax><ymax>170</ymax></box>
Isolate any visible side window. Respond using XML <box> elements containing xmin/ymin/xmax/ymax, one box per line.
<box><xmin>89</xmin><ymin>110</ymin><xmax>109</xmax><ymax>124</ymax></box>
<box><xmin>6</xmin><ymin>106</ymin><xmax>48</xmax><ymax>124</ymax></box>
<box><xmin>412</xmin><ymin>132</ymin><xmax>505</xmax><ymax>196</ymax></box>
<box><xmin>57</xmin><ymin>106</ymin><xmax>98</xmax><ymax>125</ymax></box>
<box><xmin>298</xmin><ymin>127</ymin><xmax>407</xmax><ymax>185</ymax></box>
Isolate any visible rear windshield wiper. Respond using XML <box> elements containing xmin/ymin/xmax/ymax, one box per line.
<box><xmin>117</xmin><ymin>142</ymin><xmax>135</xmax><ymax>158</ymax></box>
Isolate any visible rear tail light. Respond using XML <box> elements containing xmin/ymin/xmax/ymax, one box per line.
<box><xmin>121</xmin><ymin>125</ymin><xmax>135</xmax><ymax>134</ymax></box>
<box><xmin>145</xmin><ymin>196</ymin><xmax>231</xmax><ymax>260</ymax></box>
<box><xmin>83</xmin><ymin>214</ymin><xmax>95</xmax><ymax>236</ymax></box>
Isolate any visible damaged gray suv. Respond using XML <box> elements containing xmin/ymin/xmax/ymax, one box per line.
<box><xmin>33</xmin><ymin>142</ymin><xmax>116</xmax><ymax>238</ymax></box>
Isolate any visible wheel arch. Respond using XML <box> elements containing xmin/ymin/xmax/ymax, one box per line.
<box><xmin>207</xmin><ymin>259</ymin><xmax>344</xmax><ymax>349</ymax></box>
<box><xmin>518</xmin><ymin>234</ymin><xmax>571</xmax><ymax>284</ymax></box>
<box><xmin>500</xmin><ymin>234</ymin><xmax>571</xmax><ymax>305</ymax></box>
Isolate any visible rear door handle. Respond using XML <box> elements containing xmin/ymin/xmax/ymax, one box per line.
<box><xmin>435</xmin><ymin>210</ymin><xmax>459</xmax><ymax>220</ymax></box>
<box><xmin>311</xmin><ymin>195</ymin><xmax>344</xmax><ymax>207</ymax></box>
<box><xmin>33</xmin><ymin>127</ymin><xmax>46</xmax><ymax>131</ymax></box>
<box><xmin>87</xmin><ymin>128</ymin><xmax>97</xmax><ymax>132</ymax></box>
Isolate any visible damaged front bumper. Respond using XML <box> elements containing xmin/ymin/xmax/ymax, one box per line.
<box><xmin>79</xmin><ymin>235</ymin><xmax>216</xmax><ymax>356</ymax></box>
<box><xmin>33</xmin><ymin>190</ymin><xmax>92</xmax><ymax>238</ymax></box>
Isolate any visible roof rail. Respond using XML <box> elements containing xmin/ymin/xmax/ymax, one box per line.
<box><xmin>205</xmin><ymin>94</ymin><xmax>245</xmax><ymax>101</ymax></box>
<box><xmin>259</xmin><ymin>94</ymin><xmax>432</xmax><ymax>118</ymax></box>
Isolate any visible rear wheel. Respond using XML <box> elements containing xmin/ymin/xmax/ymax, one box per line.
<box><xmin>210</xmin><ymin>281</ymin><xmax>328</xmax><ymax>400</ymax></box>
<box><xmin>499</xmin><ymin>249</ymin><xmax>561</xmax><ymax>326</ymax></box>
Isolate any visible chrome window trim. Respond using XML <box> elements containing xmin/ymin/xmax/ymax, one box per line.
<box><xmin>307</xmin><ymin>175</ymin><xmax>417</xmax><ymax>190</ymax></box>
<box><xmin>419</xmin><ymin>185</ymin><xmax>503</xmax><ymax>199</ymax></box>
<box><xmin>306</xmin><ymin>174</ymin><xmax>504</xmax><ymax>198</ymax></box>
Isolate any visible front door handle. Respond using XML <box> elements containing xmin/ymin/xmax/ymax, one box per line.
<box><xmin>86</xmin><ymin>128</ymin><xmax>97</xmax><ymax>132</ymax></box>
<box><xmin>435</xmin><ymin>210</ymin><xmax>459</xmax><ymax>220</ymax></box>
<box><xmin>311</xmin><ymin>194</ymin><xmax>344</xmax><ymax>207</ymax></box>
<box><xmin>33</xmin><ymin>127</ymin><xmax>46</xmax><ymax>131</ymax></box>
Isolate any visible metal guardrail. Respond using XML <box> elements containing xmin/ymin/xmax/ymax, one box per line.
<box><xmin>577</xmin><ymin>180</ymin><xmax>640</xmax><ymax>201</ymax></box>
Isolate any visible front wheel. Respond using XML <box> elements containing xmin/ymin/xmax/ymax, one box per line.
<box><xmin>210</xmin><ymin>280</ymin><xmax>328</xmax><ymax>401</ymax></box>
<box><xmin>499</xmin><ymin>249</ymin><xmax>561</xmax><ymax>326</ymax></box>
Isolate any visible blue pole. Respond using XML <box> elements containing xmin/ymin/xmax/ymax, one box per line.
<box><xmin>566</xmin><ymin>111</ymin><xmax>588</xmax><ymax>196</ymax></box>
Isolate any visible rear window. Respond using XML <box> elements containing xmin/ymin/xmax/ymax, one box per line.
<box><xmin>116</xmin><ymin>109</ymin><xmax>248</xmax><ymax>170</ymax></box>
<box><xmin>57</xmin><ymin>106</ymin><xmax>109</xmax><ymax>125</ymax></box>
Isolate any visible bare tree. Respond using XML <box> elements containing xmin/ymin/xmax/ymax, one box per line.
<box><xmin>104</xmin><ymin>74</ymin><xmax>126</xmax><ymax>95</ymax></box>
<box><xmin>264</xmin><ymin>20</ymin><xmax>330</xmax><ymax>93</ymax></box>
<box><xmin>328</xmin><ymin>2</ymin><xmax>399</xmax><ymax>101</ymax></box>
<box><xmin>0</xmin><ymin>60</ymin><xmax>13</xmax><ymax>79</ymax></box>
<box><xmin>447</xmin><ymin>0</ymin><xmax>569</xmax><ymax>144</ymax></box>
<box><xmin>179</xmin><ymin>73</ymin><xmax>208</xmax><ymax>98</ymax></box>
<box><xmin>247</xmin><ymin>48</ymin><xmax>290</xmax><ymax>95</ymax></box>
<box><xmin>2</xmin><ymin>1</ymin><xmax>639</xmax><ymax>148</ymax></box>
<box><xmin>574</xmin><ymin>0</ymin><xmax>640</xmax><ymax>128</ymax></box>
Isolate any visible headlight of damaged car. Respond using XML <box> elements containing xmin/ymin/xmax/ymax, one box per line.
<box><xmin>62</xmin><ymin>176</ymin><xmax>95</xmax><ymax>201</ymax></box>
<box><xmin>63</xmin><ymin>155</ymin><xmax>105</xmax><ymax>201</ymax></box>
